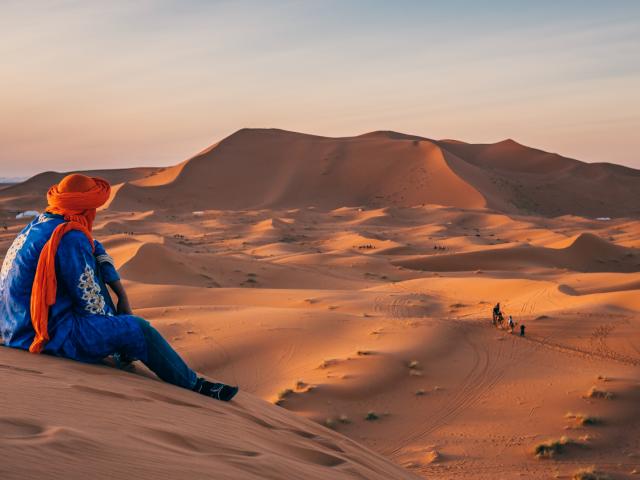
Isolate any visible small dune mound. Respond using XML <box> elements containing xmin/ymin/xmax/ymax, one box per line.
<box><xmin>565</xmin><ymin>233</ymin><xmax>621</xmax><ymax>253</ymax></box>
<box><xmin>118</xmin><ymin>243</ymin><xmax>219</xmax><ymax>287</ymax></box>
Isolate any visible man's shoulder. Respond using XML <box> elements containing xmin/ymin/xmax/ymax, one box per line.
<box><xmin>59</xmin><ymin>229</ymin><xmax>94</xmax><ymax>252</ymax></box>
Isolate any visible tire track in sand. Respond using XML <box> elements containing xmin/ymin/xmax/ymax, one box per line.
<box><xmin>374</xmin><ymin>289</ymin><xmax>513</xmax><ymax>458</ymax></box>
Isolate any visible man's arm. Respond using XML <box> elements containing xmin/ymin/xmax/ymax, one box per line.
<box><xmin>107</xmin><ymin>279</ymin><xmax>133</xmax><ymax>315</ymax></box>
<box><xmin>93</xmin><ymin>239</ymin><xmax>133</xmax><ymax>315</ymax></box>
<box><xmin>57</xmin><ymin>231</ymin><xmax>112</xmax><ymax>316</ymax></box>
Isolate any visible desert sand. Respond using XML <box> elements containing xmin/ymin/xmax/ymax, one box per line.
<box><xmin>1</xmin><ymin>129</ymin><xmax>639</xmax><ymax>479</ymax></box>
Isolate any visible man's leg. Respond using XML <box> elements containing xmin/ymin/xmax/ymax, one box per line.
<box><xmin>134</xmin><ymin>318</ymin><xmax>198</xmax><ymax>389</ymax></box>
<box><xmin>131</xmin><ymin>318</ymin><xmax>238</xmax><ymax>401</ymax></box>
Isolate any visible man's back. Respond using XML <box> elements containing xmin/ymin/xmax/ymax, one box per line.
<box><xmin>1</xmin><ymin>214</ymin><xmax>71</xmax><ymax>350</ymax></box>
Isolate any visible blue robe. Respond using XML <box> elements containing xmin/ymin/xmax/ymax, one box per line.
<box><xmin>0</xmin><ymin>213</ymin><xmax>147</xmax><ymax>363</ymax></box>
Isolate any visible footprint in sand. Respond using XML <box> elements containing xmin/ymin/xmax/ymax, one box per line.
<box><xmin>233</xmin><ymin>409</ymin><xmax>277</xmax><ymax>430</ymax></box>
<box><xmin>70</xmin><ymin>384</ymin><xmax>151</xmax><ymax>402</ymax></box>
<box><xmin>282</xmin><ymin>430</ymin><xmax>345</xmax><ymax>454</ymax></box>
<box><xmin>0</xmin><ymin>363</ymin><xmax>43</xmax><ymax>375</ymax></box>
<box><xmin>133</xmin><ymin>389</ymin><xmax>204</xmax><ymax>408</ymax></box>
<box><xmin>133</xmin><ymin>426</ymin><xmax>260</xmax><ymax>457</ymax></box>
<box><xmin>0</xmin><ymin>418</ymin><xmax>45</xmax><ymax>440</ymax></box>
<box><xmin>283</xmin><ymin>444</ymin><xmax>346</xmax><ymax>467</ymax></box>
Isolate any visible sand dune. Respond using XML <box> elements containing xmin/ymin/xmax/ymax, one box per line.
<box><xmin>100</xmin><ymin>129</ymin><xmax>640</xmax><ymax>218</ymax></box>
<box><xmin>395</xmin><ymin>233</ymin><xmax>639</xmax><ymax>273</ymax></box>
<box><xmin>438</xmin><ymin>138</ymin><xmax>640</xmax><ymax>218</ymax></box>
<box><xmin>2</xmin><ymin>129</ymin><xmax>640</xmax><ymax>479</ymax></box>
<box><xmin>3</xmin><ymin>129</ymin><xmax>640</xmax><ymax>219</ymax></box>
<box><xmin>106</xmin><ymin>129</ymin><xmax>486</xmax><ymax>212</ymax></box>
<box><xmin>118</xmin><ymin>243</ymin><xmax>220</xmax><ymax>288</ymax></box>
<box><xmin>0</xmin><ymin>347</ymin><xmax>416</xmax><ymax>480</ymax></box>
<box><xmin>0</xmin><ymin>168</ymin><xmax>160</xmax><ymax>211</ymax></box>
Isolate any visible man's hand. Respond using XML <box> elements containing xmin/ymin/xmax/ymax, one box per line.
<box><xmin>117</xmin><ymin>298</ymin><xmax>133</xmax><ymax>315</ymax></box>
<box><xmin>108</xmin><ymin>280</ymin><xmax>134</xmax><ymax>316</ymax></box>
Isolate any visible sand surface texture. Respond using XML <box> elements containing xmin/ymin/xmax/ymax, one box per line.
<box><xmin>1</xmin><ymin>129</ymin><xmax>639</xmax><ymax>479</ymax></box>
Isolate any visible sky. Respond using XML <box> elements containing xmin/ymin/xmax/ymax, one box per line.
<box><xmin>1</xmin><ymin>0</ymin><xmax>639</xmax><ymax>177</ymax></box>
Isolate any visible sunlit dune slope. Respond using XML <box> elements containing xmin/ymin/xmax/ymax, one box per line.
<box><xmin>107</xmin><ymin>129</ymin><xmax>486</xmax><ymax>212</ymax></box>
<box><xmin>0</xmin><ymin>347</ymin><xmax>418</xmax><ymax>480</ymax></box>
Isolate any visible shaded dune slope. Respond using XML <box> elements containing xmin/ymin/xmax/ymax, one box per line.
<box><xmin>438</xmin><ymin>138</ymin><xmax>640</xmax><ymax>217</ymax></box>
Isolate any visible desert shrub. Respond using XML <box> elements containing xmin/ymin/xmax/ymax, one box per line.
<box><xmin>534</xmin><ymin>436</ymin><xmax>573</xmax><ymax>458</ymax></box>
<box><xmin>572</xmin><ymin>467</ymin><xmax>611</xmax><ymax>480</ymax></box>
<box><xmin>565</xmin><ymin>412</ymin><xmax>601</xmax><ymax>426</ymax></box>
<box><xmin>357</xmin><ymin>350</ymin><xmax>374</xmax><ymax>356</ymax></box>
<box><xmin>586</xmin><ymin>386</ymin><xmax>614</xmax><ymax>399</ymax></box>
<box><xmin>365</xmin><ymin>411</ymin><xmax>379</xmax><ymax>421</ymax></box>
<box><xmin>278</xmin><ymin>388</ymin><xmax>293</xmax><ymax>398</ymax></box>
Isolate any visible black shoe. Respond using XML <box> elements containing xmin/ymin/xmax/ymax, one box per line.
<box><xmin>194</xmin><ymin>377</ymin><xmax>239</xmax><ymax>402</ymax></box>
<box><xmin>112</xmin><ymin>352</ymin><xmax>136</xmax><ymax>371</ymax></box>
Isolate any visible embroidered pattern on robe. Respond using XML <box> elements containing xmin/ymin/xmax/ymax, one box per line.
<box><xmin>78</xmin><ymin>264</ymin><xmax>107</xmax><ymax>315</ymax></box>
<box><xmin>0</xmin><ymin>233</ymin><xmax>28</xmax><ymax>286</ymax></box>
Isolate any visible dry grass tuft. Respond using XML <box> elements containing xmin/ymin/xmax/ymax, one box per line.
<box><xmin>424</xmin><ymin>450</ymin><xmax>440</xmax><ymax>464</ymax></box>
<box><xmin>319</xmin><ymin>359</ymin><xmax>339</xmax><ymax>369</ymax></box>
<box><xmin>338</xmin><ymin>414</ymin><xmax>350</xmax><ymax>424</ymax></box>
<box><xmin>565</xmin><ymin>412</ymin><xmax>601</xmax><ymax>426</ymax></box>
<box><xmin>534</xmin><ymin>436</ymin><xmax>574</xmax><ymax>459</ymax></box>
<box><xmin>408</xmin><ymin>360</ymin><xmax>420</xmax><ymax>369</ymax></box>
<box><xmin>365</xmin><ymin>411</ymin><xmax>379</xmax><ymax>421</ymax></box>
<box><xmin>275</xmin><ymin>388</ymin><xmax>294</xmax><ymax>405</ymax></box>
<box><xmin>572</xmin><ymin>467</ymin><xmax>611</xmax><ymax>480</ymax></box>
<box><xmin>585</xmin><ymin>386</ymin><xmax>614</xmax><ymax>400</ymax></box>
<box><xmin>324</xmin><ymin>418</ymin><xmax>336</xmax><ymax>429</ymax></box>
<box><xmin>357</xmin><ymin>350</ymin><xmax>375</xmax><ymax>356</ymax></box>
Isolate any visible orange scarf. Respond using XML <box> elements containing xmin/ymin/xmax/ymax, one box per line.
<box><xmin>29</xmin><ymin>176</ymin><xmax>111</xmax><ymax>353</ymax></box>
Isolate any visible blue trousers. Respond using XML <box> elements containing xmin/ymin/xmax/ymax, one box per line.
<box><xmin>132</xmin><ymin>318</ymin><xmax>198</xmax><ymax>390</ymax></box>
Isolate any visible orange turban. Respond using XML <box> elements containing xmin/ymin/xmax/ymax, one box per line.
<box><xmin>29</xmin><ymin>174</ymin><xmax>111</xmax><ymax>353</ymax></box>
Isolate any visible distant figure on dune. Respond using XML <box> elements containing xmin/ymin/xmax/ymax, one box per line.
<box><xmin>520</xmin><ymin>324</ymin><xmax>526</xmax><ymax>337</ymax></box>
<box><xmin>508</xmin><ymin>315</ymin><xmax>515</xmax><ymax>334</ymax></box>
<box><xmin>492</xmin><ymin>303</ymin><xmax>501</xmax><ymax>325</ymax></box>
<box><xmin>492</xmin><ymin>302</ymin><xmax>504</xmax><ymax>327</ymax></box>
<box><xmin>0</xmin><ymin>174</ymin><xmax>238</xmax><ymax>401</ymax></box>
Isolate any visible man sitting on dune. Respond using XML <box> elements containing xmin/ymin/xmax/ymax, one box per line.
<box><xmin>0</xmin><ymin>174</ymin><xmax>238</xmax><ymax>401</ymax></box>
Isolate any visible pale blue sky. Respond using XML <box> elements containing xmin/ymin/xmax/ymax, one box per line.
<box><xmin>1</xmin><ymin>0</ymin><xmax>639</xmax><ymax>176</ymax></box>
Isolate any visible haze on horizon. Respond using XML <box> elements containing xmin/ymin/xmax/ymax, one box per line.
<box><xmin>1</xmin><ymin>0</ymin><xmax>639</xmax><ymax>178</ymax></box>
